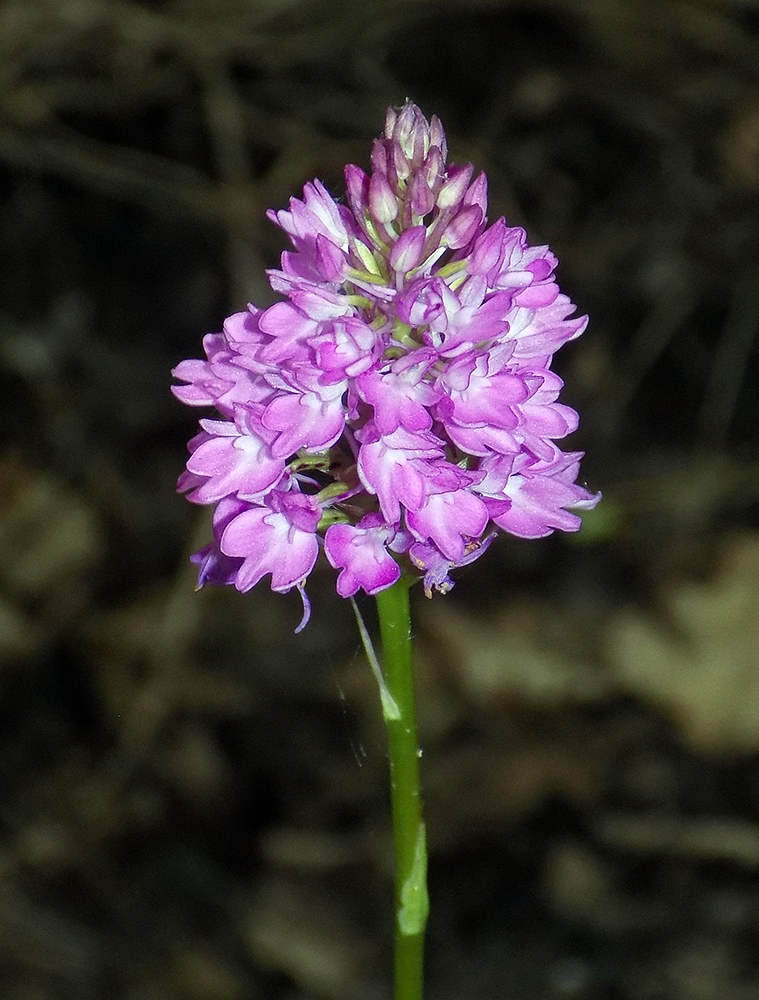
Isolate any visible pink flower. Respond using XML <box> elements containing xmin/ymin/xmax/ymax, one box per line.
<box><xmin>181</xmin><ymin>414</ymin><xmax>285</xmax><ymax>503</ymax></box>
<box><xmin>324</xmin><ymin>514</ymin><xmax>402</xmax><ymax>597</ymax></box>
<box><xmin>173</xmin><ymin>102</ymin><xmax>599</xmax><ymax>624</ymax></box>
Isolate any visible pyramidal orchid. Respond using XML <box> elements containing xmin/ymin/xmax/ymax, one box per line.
<box><xmin>174</xmin><ymin>102</ymin><xmax>599</xmax><ymax>629</ymax></box>
<box><xmin>173</xmin><ymin>102</ymin><xmax>598</xmax><ymax>1000</ymax></box>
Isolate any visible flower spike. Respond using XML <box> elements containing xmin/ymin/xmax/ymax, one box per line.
<box><xmin>173</xmin><ymin>102</ymin><xmax>599</xmax><ymax>625</ymax></box>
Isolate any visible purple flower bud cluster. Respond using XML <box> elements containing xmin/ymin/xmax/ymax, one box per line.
<box><xmin>173</xmin><ymin>103</ymin><xmax>599</xmax><ymax>629</ymax></box>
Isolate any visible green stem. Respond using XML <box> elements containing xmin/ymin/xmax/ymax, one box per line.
<box><xmin>375</xmin><ymin>578</ymin><xmax>428</xmax><ymax>1000</ymax></box>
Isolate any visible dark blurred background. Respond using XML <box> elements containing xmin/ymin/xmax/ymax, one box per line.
<box><xmin>1</xmin><ymin>0</ymin><xmax>759</xmax><ymax>997</ymax></box>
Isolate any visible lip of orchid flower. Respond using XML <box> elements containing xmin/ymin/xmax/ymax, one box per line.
<box><xmin>324</xmin><ymin>513</ymin><xmax>402</xmax><ymax>598</ymax></box>
<box><xmin>173</xmin><ymin>100</ymin><xmax>599</xmax><ymax>626</ymax></box>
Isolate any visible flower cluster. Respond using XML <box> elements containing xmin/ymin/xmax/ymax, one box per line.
<box><xmin>173</xmin><ymin>102</ymin><xmax>599</xmax><ymax>629</ymax></box>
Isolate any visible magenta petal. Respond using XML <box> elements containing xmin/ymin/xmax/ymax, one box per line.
<box><xmin>185</xmin><ymin>430</ymin><xmax>285</xmax><ymax>502</ymax></box>
<box><xmin>220</xmin><ymin>501</ymin><xmax>319</xmax><ymax>592</ymax></box>
<box><xmin>324</xmin><ymin>520</ymin><xmax>401</xmax><ymax>597</ymax></box>
<box><xmin>262</xmin><ymin>390</ymin><xmax>345</xmax><ymax>458</ymax></box>
<box><xmin>490</xmin><ymin>451</ymin><xmax>601</xmax><ymax>539</ymax></box>
<box><xmin>407</xmin><ymin>490</ymin><xmax>488</xmax><ymax>561</ymax></box>
<box><xmin>513</xmin><ymin>281</ymin><xmax>560</xmax><ymax>308</ymax></box>
<box><xmin>356</xmin><ymin>426</ymin><xmax>445</xmax><ymax>524</ymax></box>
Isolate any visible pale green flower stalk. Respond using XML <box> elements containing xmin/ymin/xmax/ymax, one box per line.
<box><xmin>355</xmin><ymin>579</ymin><xmax>427</xmax><ymax>1000</ymax></box>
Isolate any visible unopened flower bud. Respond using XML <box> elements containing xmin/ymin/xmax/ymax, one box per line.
<box><xmin>389</xmin><ymin>226</ymin><xmax>427</xmax><ymax>274</ymax></box>
<box><xmin>369</xmin><ymin>173</ymin><xmax>399</xmax><ymax>224</ymax></box>
<box><xmin>441</xmin><ymin>205</ymin><xmax>483</xmax><ymax>249</ymax></box>
<box><xmin>437</xmin><ymin>165</ymin><xmax>473</xmax><ymax>211</ymax></box>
